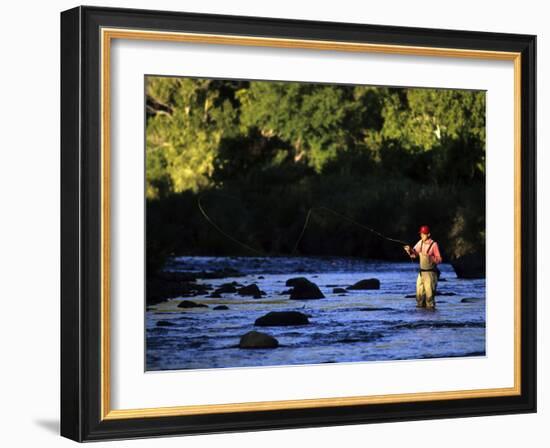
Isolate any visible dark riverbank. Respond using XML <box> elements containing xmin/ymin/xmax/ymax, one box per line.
<box><xmin>147</xmin><ymin>174</ymin><xmax>485</xmax><ymax>277</ymax></box>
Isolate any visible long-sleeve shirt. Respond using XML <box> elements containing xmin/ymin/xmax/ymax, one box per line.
<box><xmin>410</xmin><ymin>239</ymin><xmax>442</xmax><ymax>264</ymax></box>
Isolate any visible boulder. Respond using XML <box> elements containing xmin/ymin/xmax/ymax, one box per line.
<box><xmin>239</xmin><ymin>331</ymin><xmax>279</xmax><ymax>349</ymax></box>
<box><xmin>286</xmin><ymin>277</ymin><xmax>310</xmax><ymax>288</ymax></box>
<box><xmin>146</xmin><ymin>274</ymin><xmax>212</xmax><ymax>305</ymax></box>
<box><xmin>286</xmin><ymin>278</ymin><xmax>325</xmax><ymax>300</ymax></box>
<box><xmin>255</xmin><ymin>311</ymin><xmax>310</xmax><ymax>326</ymax></box>
<box><xmin>451</xmin><ymin>253</ymin><xmax>486</xmax><ymax>279</ymax></box>
<box><xmin>333</xmin><ymin>287</ymin><xmax>347</xmax><ymax>294</ymax></box>
<box><xmin>213</xmin><ymin>305</ymin><xmax>229</xmax><ymax>310</ymax></box>
<box><xmin>214</xmin><ymin>284</ymin><xmax>238</xmax><ymax>294</ymax></box>
<box><xmin>346</xmin><ymin>278</ymin><xmax>380</xmax><ymax>290</ymax></box>
<box><xmin>156</xmin><ymin>320</ymin><xmax>176</xmax><ymax>327</ymax></box>
<box><xmin>461</xmin><ymin>297</ymin><xmax>482</xmax><ymax>303</ymax></box>
<box><xmin>237</xmin><ymin>283</ymin><xmax>262</xmax><ymax>298</ymax></box>
<box><xmin>177</xmin><ymin>300</ymin><xmax>208</xmax><ymax>309</ymax></box>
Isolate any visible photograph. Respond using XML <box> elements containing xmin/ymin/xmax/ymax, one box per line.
<box><xmin>144</xmin><ymin>75</ymin><xmax>487</xmax><ymax>371</ymax></box>
<box><xmin>57</xmin><ymin>4</ymin><xmax>537</xmax><ymax>442</ymax></box>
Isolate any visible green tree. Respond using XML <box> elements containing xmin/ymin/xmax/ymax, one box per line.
<box><xmin>145</xmin><ymin>77</ymin><xmax>245</xmax><ymax>198</ymax></box>
<box><xmin>239</xmin><ymin>82</ymin><xmax>363</xmax><ymax>172</ymax></box>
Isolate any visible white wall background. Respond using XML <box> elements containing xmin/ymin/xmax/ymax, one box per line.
<box><xmin>0</xmin><ymin>0</ymin><xmax>546</xmax><ymax>446</ymax></box>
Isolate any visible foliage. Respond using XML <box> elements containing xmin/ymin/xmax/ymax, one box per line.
<box><xmin>144</xmin><ymin>76</ymin><xmax>486</xmax><ymax>273</ymax></box>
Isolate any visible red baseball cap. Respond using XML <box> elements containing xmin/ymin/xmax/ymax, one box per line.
<box><xmin>419</xmin><ymin>225</ymin><xmax>430</xmax><ymax>234</ymax></box>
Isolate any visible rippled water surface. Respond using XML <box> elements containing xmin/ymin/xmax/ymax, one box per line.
<box><xmin>146</xmin><ymin>256</ymin><xmax>486</xmax><ymax>371</ymax></box>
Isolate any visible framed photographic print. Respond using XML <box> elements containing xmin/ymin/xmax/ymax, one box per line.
<box><xmin>60</xmin><ymin>5</ymin><xmax>537</xmax><ymax>442</ymax></box>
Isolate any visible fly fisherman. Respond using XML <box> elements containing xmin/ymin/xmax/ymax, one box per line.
<box><xmin>403</xmin><ymin>225</ymin><xmax>442</xmax><ymax>309</ymax></box>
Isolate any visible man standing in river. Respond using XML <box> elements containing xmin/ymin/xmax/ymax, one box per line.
<box><xmin>403</xmin><ymin>225</ymin><xmax>442</xmax><ymax>309</ymax></box>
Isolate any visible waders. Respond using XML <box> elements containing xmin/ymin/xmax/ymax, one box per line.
<box><xmin>416</xmin><ymin>240</ymin><xmax>438</xmax><ymax>309</ymax></box>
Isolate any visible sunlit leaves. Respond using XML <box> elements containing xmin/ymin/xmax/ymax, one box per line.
<box><xmin>145</xmin><ymin>77</ymin><xmax>486</xmax><ymax>198</ymax></box>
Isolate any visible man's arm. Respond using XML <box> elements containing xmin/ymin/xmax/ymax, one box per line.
<box><xmin>404</xmin><ymin>241</ymin><xmax>420</xmax><ymax>258</ymax></box>
<box><xmin>430</xmin><ymin>242</ymin><xmax>442</xmax><ymax>264</ymax></box>
<box><xmin>411</xmin><ymin>240</ymin><xmax>422</xmax><ymax>258</ymax></box>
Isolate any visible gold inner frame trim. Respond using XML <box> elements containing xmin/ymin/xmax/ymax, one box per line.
<box><xmin>100</xmin><ymin>27</ymin><xmax>522</xmax><ymax>421</ymax></box>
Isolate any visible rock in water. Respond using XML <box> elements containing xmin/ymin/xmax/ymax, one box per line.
<box><xmin>286</xmin><ymin>277</ymin><xmax>325</xmax><ymax>300</ymax></box>
<box><xmin>255</xmin><ymin>311</ymin><xmax>310</xmax><ymax>326</ymax></box>
<box><xmin>213</xmin><ymin>305</ymin><xmax>229</xmax><ymax>310</ymax></box>
<box><xmin>214</xmin><ymin>284</ymin><xmax>238</xmax><ymax>294</ymax></box>
<box><xmin>146</xmin><ymin>273</ymin><xmax>211</xmax><ymax>305</ymax></box>
<box><xmin>346</xmin><ymin>278</ymin><xmax>380</xmax><ymax>290</ymax></box>
<box><xmin>156</xmin><ymin>320</ymin><xmax>176</xmax><ymax>327</ymax></box>
<box><xmin>451</xmin><ymin>253</ymin><xmax>485</xmax><ymax>279</ymax></box>
<box><xmin>333</xmin><ymin>287</ymin><xmax>347</xmax><ymax>294</ymax></box>
<box><xmin>239</xmin><ymin>331</ymin><xmax>279</xmax><ymax>349</ymax></box>
<box><xmin>177</xmin><ymin>300</ymin><xmax>208</xmax><ymax>309</ymax></box>
<box><xmin>285</xmin><ymin>277</ymin><xmax>310</xmax><ymax>287</ymax></box>
<box><xmin>461</xmin><ymin>297</ymin><xmax>482</xmax><ymax>303</ymax></box>
<box><xmin>237</xmin><ymin>283</ymin><xmax>262</xmax><ymax>298</ymax></box>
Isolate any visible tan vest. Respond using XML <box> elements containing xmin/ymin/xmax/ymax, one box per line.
<box><xmin>418</xmin><ymin>240</ymin><xmax>436</xmax><ymax>271</ymax></box>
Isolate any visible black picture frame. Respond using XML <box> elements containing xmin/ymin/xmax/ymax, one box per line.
<box><xmin>61</xmin><ymin>5</ymin><xmax>536</xmax><ymax>442</ymax></box>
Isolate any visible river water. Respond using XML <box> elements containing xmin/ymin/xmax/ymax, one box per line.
<box><xmin>146</xmin><ymin>256</ymin><xmax>485</xmax><ymax>371</ymax></box>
